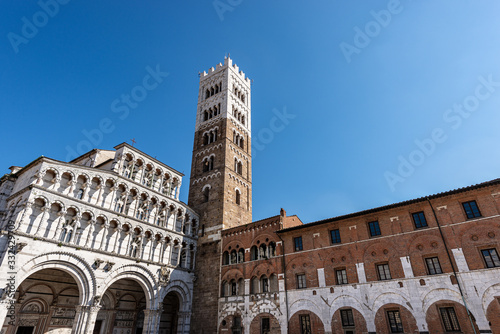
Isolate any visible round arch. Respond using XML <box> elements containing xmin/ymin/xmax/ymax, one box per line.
<box><xmin>160</xmin><ymin>279</ymin><xmax>192</xmax><ymax>312</ymax></box>
<box><xmin>99</xmin><ymin>264</ymin><xmax>157</xmax><ymax>309</ymax></box>
<box><xmin>16</xmin><ymin>252</ymin><xmax>96</xmax><ymax>305</ymax></box>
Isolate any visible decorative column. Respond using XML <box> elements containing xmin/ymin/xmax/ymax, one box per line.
<box><xmin>16</xmin><ymin>202</ymin><xmax>33</xmax><ymax>232</ymax></box>
<box><xmin>150</xmin><ymin>204</ymin><xmax>158</xmax><ymax>224</ymax></box>
<box><xmin>178</xmin><ymin>214</ymin><xmax>185</xmax><ymax>233</ymax></box>
<box><xmin>176</xmin><ymin>182</ymin><xmax>181</xmax><ymax>200</ymax></box>
<box><xmin>142</xmin><ymin>308</ymin><xmax>162</xmax><ymax>334</ymax></box>
<box><xmin>84</xmin><ymin>220</ymin><xmax>96</xmax><ymax>248</ymax></box>
<box><xmin>94</xmin><ymin>185</ymin><xmax>103</xmax><ymax>206</ymax></box>
<box><xmin>135</xmin><ymin>164</ymin><xmax>145</xmax><ymax>183</ymax></box>
<box><xmin>112</xmin><ymin>226</ymin><xmax>121</xmax><ymax>253</ymax></box>
<box><xmin>72</xmin><ymin>305</ymin><xmax>102</xmax><ymax>334</ymax></box>
<box><xmin>122</xmin><ymin>231</ymin><xmax>131</xmax><ymax>256</ymax></box>
<box><xmin>51</xmin><ymin>175</ymin><xmax>61</xmax><ymax>191</ymax></box>
<box><xmin>140</xmin><ymin>235</ymin><xmax>149</xmax><ymax>260</ymax></box>
<box><xmin>107</xmin><ymin>187</ymin><xmax>117</xmax><ymax>210</ymax></box>
<box><xmin>171</xmin><ymin>210</ymin><xmax>178</xmax><ymax>230</ymax></box>
<box><xmin>52</xmin><ymin>210</ymin><xmax>67</xmax><ymax>240</ymax></box>
<box><xmin>164</xmin><ymin>207</ymin><xmax>171</xmax><ymax>228</ymax></box>
<box><xmin>34</xmin><ymin>206</ymin><xmax>49</xmax><ymax>236</ymax></box>
<box><xmin>98</xmin><ymin>223</ymin><xmax>110</xmax><ymax>251</ymax></box>
<box><xmin>69</xmin><ymin>216</ymin><xmax>81</xmax><ymax>244</ymax></box>
<box><xmin>67</xmin><ymin>180</ymin><xmax>76</xmax><ymax>196</ymax></box>
<box><xmin>81</xmin><ymin>183</ymin><xmax>89</xmax><ymax>201</ymax></box>
<box><xmin>132</xmin><ymin>196</ymin><xmax>140</xmax><ymax>218</ymax></box>
<box><xmin>153</xmin><ymin>240</ymin><xmax>163</xmax><ymax>262</ymax></box>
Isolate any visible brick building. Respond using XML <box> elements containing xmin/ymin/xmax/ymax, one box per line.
<box><xmin>218</xmin><ymin>180</ymin><xmax>500</xmax><ymax>334</ymax></box>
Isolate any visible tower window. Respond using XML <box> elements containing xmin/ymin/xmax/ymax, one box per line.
<box><xmin>235</xmin><ymin>189</ymin><xmax>241</xmax><ymax>205</ymax></box>
<box><xmin>203</xmin><ymin>187</ymin><xmax>210</xmax><ymax>203</ymax></box>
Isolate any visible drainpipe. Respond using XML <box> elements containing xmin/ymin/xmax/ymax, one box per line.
<box><xmin>426</xmin><ymin>197</ymin><xmax>478</xmax><ymax>334</ymax></box>
<box><xmin>277</xmin><ymin>233</ymin><xmax>290</xmax><ymax>334</ymax></box>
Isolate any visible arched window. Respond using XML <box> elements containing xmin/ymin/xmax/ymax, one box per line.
<box><xmin>235</xmin><ymin>189</ymin><xmax>241</xmax><ymax>205</ymax></box>
<box><xmin>230</xmin><ymin>279</ymin><xmax>237</xmax><ymax>296</ymax></box>
<box><xmin>250</xmin><ymin>246</ymin><xmax>258</xmax><ymax>261</ymax></box>
<box><xmin>179</xmin><ymin>250</ymin><xmax>186</xmax><ymax>268</ymax></box>
<box><xmin>203</xmin><ymin>158</ymin><xmax>209</xmax><ymax>172</ymax></box>
<box><xmin>209</xmin><ymin>156</ymin><xmax>214</xmax><ymax>171</ymax></box>
<box><xmin>269</xmin><ymin>274</ymin><xmax>278</xmax><ymax>292</ymax></box>
<box><xmin>115</xmin><ymin>200</ymin><xmax>123</xmax><ymax>213</ymax></box>
<box><xmin>268</xmin><ymin>242</ymin><xmax>276</xmax><ymax>257</ymax></box>
<box><xmin>203</xmin><ymin>187</ymin><xmax>210</xmax><ymax>203</ymax></box>
<box><xmin>240</xmin><ymin>138</ymin><xmax>244</xmax><ymax>149</ymax></box>
<box><xmin>238</xmin><ymin>278</ymin><xmax>245</xmax><ymax>296</ymax></box>
<box><xmin>203</xmin><ymin>133</ymin><xmax>209</xmax><ymax>145</ymax></box>
<box><xmin>261</xmin><ymin>275</ymin><xmax>269</xmax><ymax>293</ymax></box>
<box><xmin>238</xmin><ymin>248</ymin><xmax>245</xmax><ymax>263</ymax></box>
<box><xmin>223</xmin><ymin>251</ymin><xmax>229</xmax><ymax>265</ymax></box>
<box><xmin>230</xmin><ymin>250</ymin><xmax>237</xmax><ymax>264</ymax></box>
<box><xmin>206</xmin><ymin>89</ymin><xmax>210</xmax><ymax>99</ymax></box>
<box><xmin>237</xmin><ymin>162</ymin><xmax>242</xmax><ymax>175</ymax></box>
<box><xmin>221</xmin><ymin>281</ymin><xmax>227</xmax><ymax>297</ymax></box>
<box><xmin>250</xmin><ymin>277</ymin><xmax>259</xmax><ymax>294</ymax></box>
<box><xmin>171</xmin><ymin>247</ymin><xmax>179</xmax><ymax>266</ymax></box>
<box><xmin>259</xmin><ymin>244</ymin><xmax>267</xmax><ymax>259</ymax></box>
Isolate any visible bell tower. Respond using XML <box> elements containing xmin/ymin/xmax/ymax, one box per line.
<box><xmin>189</xmin><ymin>57</ymin><xmax>252</xmax><ymax>333</ymax></box>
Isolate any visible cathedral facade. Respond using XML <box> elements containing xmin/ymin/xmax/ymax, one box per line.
<box><xmin>1</xmin><ymin>57</ymin><xmax>500</xmax><ymax>334</ymax></box>
<box><xmin>0</xmin><ymin>143</ymin><xmax>199</xmax><ymax>333</ymax></box>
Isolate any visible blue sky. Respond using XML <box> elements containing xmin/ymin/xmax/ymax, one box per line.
<box><xmin>2</xmin><ymin>1</ymin><xmax>500</xmax><ymax>224</ymax></box>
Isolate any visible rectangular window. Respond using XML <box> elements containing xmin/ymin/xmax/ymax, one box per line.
<box><xmin>299</xmin><ymin>315</ymin><xmax>311</xmax><ymax>334</ymax></box>
<box><xmin>294</xmin><ymin>236</ymin><xmax>303</xmax><ymax>251</ymax></box>
<box><xmin>336</xmin><ymin>269</ymin><xmax>348</xmax><ymax>285</ymax></box>
<box><xmin>412</xmin><ymin>211</ymin><xmax>428</xmax><ymax>229</ymax></box>
<box><xmin>368</xmin><ymin>221</ymin><xmax>381</xmax><ymax>237</ymax></box>
<box><xmin>462</xmin><ymin>200</ymin><xmax>481</xmax><ymax>219</ymax></box>
<box><xmin>387</xmin><ymin>310</ymin><xmax>404</xmax><ymax>333</ymax></box>
<box><xmin>340</xmin><ymin>309</ymin><xmax>355</xmax><ymax>327</ymax></box>
<box><xmin>297</xmin><ymin>274</ymin><xmax>307</xmax><ymax>289</ymax></box>
<box><xmin>330</xmin><ymin>229</ymin><xmax>341</xmax><ymax>244</ymax></box>
<box><xmin>377</xmin><ymin>263</ymin><xmax>392</xmax><ymax>280</ymax></box>
<box><xmin>481</xmin><ymin>248</ymin><xmax>500</xmax><ymax>268</ymax></box>
<box><xmin>232</xmin><ymin>316</ymin><xmax>242</xmax><ymax>334</ymax></box>
<box><xmin>261</xmin><ymin>317</ymin><xmax>270</xmax><ymax>334</ymax></box>
<box><xmin>440</xmin><ymin>307</ymin><xmax>461</xmax><ymax>331</ymax></box>
<box><xmin>425</xmin><ymin>257</ymin><xmax>443</xmax><ymax>275</ymax></box>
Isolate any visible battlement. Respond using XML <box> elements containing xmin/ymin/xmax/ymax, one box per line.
<box><xmin>200</xmin><ymin>56</ymin><xmax>250</xmax><ymax>84</ymax></box>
